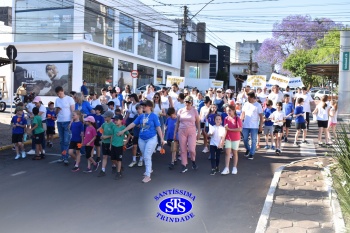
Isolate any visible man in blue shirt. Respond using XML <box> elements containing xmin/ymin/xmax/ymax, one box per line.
<box><xmin>81</xmin><ymin>80</ymin><xmax>88</xmax><ymax>97</ymax></box>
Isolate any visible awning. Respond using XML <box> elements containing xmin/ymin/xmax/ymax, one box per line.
<box><xmin>305</xmin><ymin>64</ymin><xmax>338</xmax><ymax>77</ymax></box>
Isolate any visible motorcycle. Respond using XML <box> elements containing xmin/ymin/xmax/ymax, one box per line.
<box><xmin>0</xmin><ymin>89</ymin><xmax>6</xmax><ymax>112</ymax></box>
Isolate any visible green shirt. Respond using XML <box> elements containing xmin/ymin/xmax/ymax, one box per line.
<box><xmin>101</xmin><ymin>121</ymin><xmax>115</xmax><ymax>144</ymax></box>
<box><xmin>111</xmin><ymin>125</ymin><xmax>129</xmax><ymax>147</ymax></box>
<box><xmin>33</xmin><ymin>115</ymin><xmax>44</xmax><ymax>135</ymax></box>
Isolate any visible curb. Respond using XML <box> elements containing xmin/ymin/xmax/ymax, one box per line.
<box><xmin>0</xmin><ymin>134</ymin><xmax>59</xmax><ymax>152</ymax></box>
<box><xmin>324</xmin><ymin>165</ymin><xmax>347</xmax><ymax>233</ymax></box>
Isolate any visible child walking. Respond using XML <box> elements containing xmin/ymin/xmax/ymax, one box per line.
<box><xmin>83</xmin><ymin>116</ymin><xmax>99</xmax><ymax>172</ymax></box>
<box><xmin>46</xmin><ymin>101</ymin><xmax>56</xmax><ymax>148</ymax></box>
<box><xmin>293</xmin><ymin>98</ymin><xmax>307</xmax><ymax>146</ymax></box>
<box><xmin>69</xmin><ymin>111</ymin><xmax>84</xmax><ymax>171</ymax></box>
<box><xmin>11</xmin><ymin>106</ymin><xmax>27</xmax><ymax>159</ymax></box>
<box><xmin>282</xmin><ymin>94</ymin><xmax>294</xmax><ymax>142</ymax></box>
<box><xmin>221</xmin><ymin>105</ymin><xmax>242</xmax><ymax>175</ymax></box>
<box><xmin>263</xmin><ymin>100</ymin><xmax>275</xmax><ymax>150</ymax></box>
<box><xmin>269</xmin><ymin>102</ymin><xmax>286</xmax><ymax>154</ymax></box>
<box><xmin>30</xmin><ymin>107</ymin><xmax>45</xmax><ymax>160</ymax></box>
<box><xmin>128</xmin><ymin>104</ymin><xmax>144</xmax><ymax>168</ymax></box>
<box><xmin>328</xmin><ymin>100</ymin><xmax>338</xmax><ymax>141</ymax></box>
<box><xmin>165</xmin><ymin>107</ymin><xmax>178</xmax><ymax>170</ymax></box>
<box><xmin>111</xmin><ymin>114</ymin><xmax>131</xmax><ymax>179</ymax></box>
<box><xmin>208</xmin><ymin>115</ymin><xmax>226</xmax><ymax>175</ymax></box>
<box><xmin>91</xmin><ymin>105</ymin><xmax>105</xmax><ymax>163</ymax></box>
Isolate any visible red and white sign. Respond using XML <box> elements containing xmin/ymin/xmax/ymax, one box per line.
<box><xmin>131</xmin><ymin>70</ymin><xmax>138</xmax><ymax>78</ymax></box>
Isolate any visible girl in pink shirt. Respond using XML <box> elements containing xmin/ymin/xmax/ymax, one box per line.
<box><xmin>83</xmin><ymin>116</ymin><xmax>99</xmax><ymax>173</ymax></box>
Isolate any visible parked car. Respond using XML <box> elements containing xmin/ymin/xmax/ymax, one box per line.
<box><xmin>314</xmin><ymin>90</ymin><xmax>338</xmax><ymax>100</ymax></box>
<box><xmin>135</xmin><ymin>84</ymin><xmax>165</xmax><ymax>94</ymax></box>
<box><xmin>310</xmin><ymin>88</ymin><xmax>327</xmax><ymax>99</ymax></box>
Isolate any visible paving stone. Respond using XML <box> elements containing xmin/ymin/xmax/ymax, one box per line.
<box><xmin>321</xmin><ymin>222</ymin><xmax>334</xmax><ymax>229</ymax></box>
<box><xmin>269</xmin><ymin>219</ymin><xmax>293</xmax><ymax>229</ymax></box>
<box><xmin>265</xmin><ymin>227</ymin><xmax>279</xmax><ymax>233</ymax></box>
<box><xmin>307</xmin><ymin>228</ymin><xmax>334</xmax><ymax>233</ymax></box>
<box><xmin>279</xmin><ymin>226</ymin><xmax>307</xmax><ymax>233</ymax></box>
<box><xmin>295</xmin><ymin>206</ymin><xmax>321</xmax><ymax>215</ymax></box>
<box><xmin>295</xmin><ymin>185</ymin><xmax>317</xmax><ymax>191</ymax></box>
<box><xmin>271</xmin><ymin>206</ymin><xmax>294</xmax><ymax>215</ymax></box>
<box><xmin>284</xmin><ymin>199</ymin><xmax>307</xmax><ymax>207</ymax></box>
<box><xmin>294</xmin><ymin>220</ymin><xmax>320</xmax><ymax>229</ymax></box>
<box><xmin>306</xmin><ymin>199</ymin><xmax>324</xmax><ymax>207</ymax></box>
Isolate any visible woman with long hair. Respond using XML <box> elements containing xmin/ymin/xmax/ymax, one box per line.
<box><xmin>153</xmin><ymin>92</ymin><xmax>166</xmax><ymax>151</ymax></box>
<box><xmin>312</xmin><ymin>95</ymin><xmax>331</xmax><ymax>145</ymax></box>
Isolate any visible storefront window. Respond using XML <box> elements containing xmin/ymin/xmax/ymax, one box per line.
<box><xmin>157</xmin><ymin>69</ymin><xmax>163</xmax><ymax>84</ymax></box>
<box><xmin>83</xmin><ymin>52</ymin><xmax>114</xmax><ymax>93</ymax></box>
<box><xmin>118</xmin><ymin>60</ymin><xmax>134</xmax><ymax>90</ymax></box>
<box><xmin>119</xmin><ymin>14</ymin><xmax>134</xmax><ymax>52</ymax></box>
<box><xmin>84</xmin><ymin>0</ymin><xmax>114</xmax><ymax>47</ymax></box>
<box><xmin>137</xmin><ymin>64</ymin><xmax>154</xmax><ymax>87</ymax></box>
<box><xmin>165</xmin><ymin>71</ymin><xmax>172</xmax><ymax>83</ymax></box>
<box><xmin>138</xmin><ymin>23</ymin><xmax>155</xmax><ymax>59</ymax></box>
<box><xmin>158</xmin><ymin>32</ymin><xmax>172</xmax><ymax>64</ymax></box>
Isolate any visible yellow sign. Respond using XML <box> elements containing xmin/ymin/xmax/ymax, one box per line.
<box><xmin>166</xmin><ymin>76</ymin><xmax>185</xmax><ymax>89</ymax></box>
<box><xmin>210</xmin><ymin>80</ymin><xmax>223</xmax><ymax>88</ymax></box>
<box><xmin>247</xmin><ymin>75</ymin><xmax>266</xmax><ymax>88</ymax></box>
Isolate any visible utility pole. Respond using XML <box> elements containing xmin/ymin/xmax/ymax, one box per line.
<box><xmin>248</xmin><ymin>49</ymin><xmax>253</xmax><ymax>75</ymax></box>
<box><xmin>180</xmin><ymin>6</ymin><xmax>188</xmax><ymax>77</ymax></box>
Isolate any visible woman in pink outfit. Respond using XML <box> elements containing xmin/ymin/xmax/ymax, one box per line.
<box><xmin>174</xmin><ymin>96</ymin><xmax>201</xmax><ymax>173</ymax></box>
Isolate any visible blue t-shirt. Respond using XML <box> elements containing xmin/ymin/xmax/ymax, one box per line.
<box><xmin>221</xmin><ymin>112</ymin><xmax>228</xmax><ymax>126</ymax></box>
<box><xmin>236</xmin><ymin>110</ymin><xmax>242</xmax><ymax>118</ymax></box>
<box><xmin>133</xmin><ymin>113</ymin><xmax>160</xmax><ymax>140</ymax></box>
<box><xmin>165</xmin><ymin>117</ymin><xmax>177</xmax><ymax>140</ymax></box>
<box><xmin>294</xmin><ymin>106</ymin><xmax>305</xmax><ymax>123</ymax></box>
<box><xmin>264</xmin><ymin>108</ymin><xmax>276</xmax><ymax>126</ymax></box>
<box><xmin>214</xmin><ymin>98</ymin><xmax>224</xmax><ymax>112</ymax></box>
<box><xmin>90</xmin><ymin>114</ymin><xmax>105</xmax><ymax>136</ymax></box>
<box><xmin>117</xmin><ymin>94</ymin><xmax>123</xmax><ymax>107</ymax></box>
<box><xmin>11</xmin><ymin>115</ymin><xmax>27</xmax><ymax>134</ymax></box>
<box><xmin>207</xmin><ymin>113</ymin><xmax>216</xmax><ymax>126</ymax></box>
<box><xmin>81</xmin><ymin>85</ymin><xmax>88</xmax><ymax>96</ymax></box>
<box><xmin>70</xmin><ymin>121</ymin><xmax>84</xmax><ymax>142</ymax></box>
<box><xmin>75</xmin><ymin>101</ymin><xmax>92</xmax><ymax>115</ymax></box>
<box><xmin>46</xmin><ymin>109</ymin><xmax>56</xmax><ymax>127</ymax></box>
<box><xmin>197</xmin><ymin>100</ymin><xmax>204</xmax><ymax>113</ymax></box>
<box><xmin>133</xmin><ymin>114</ymin><xmax>141</xmax><ymax>137</ymax></box>
<box><xmin>283</xmin><ymin>102</ymin><xmax>294</xmax><ymax>120</ymax></box>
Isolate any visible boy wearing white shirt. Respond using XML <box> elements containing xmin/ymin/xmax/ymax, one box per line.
<box><xmin>269</xmin><ymin>102</ymin><xmax>286</xmax><ymax>154</ymax></box>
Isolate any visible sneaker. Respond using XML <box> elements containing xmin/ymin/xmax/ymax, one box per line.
<box><xmin>114</xmin><ymin>172</ymin><xmax>123</xmax><ymax>180</ymax></box>
<box><xmin>64</xmin><ymin>159</ymin><xmax>69</xmax><ymax>165</ymax></box>
<box><xmin>180</xmin><ymin>165</ymin><xmax>188</xmax><ymax>173</ymax></box>
<box><xmin>27</xmin><ymin>149</ymin><xmax>35</xmax><ymax>155</ymax></box>
<box><xmin>83</xmin><ymin>168</ymin><xmax>92</xmax><ymax>173</ymax></box>
<box><xmin>143</xmin><ymin>170</ymin><xmax>153</xmax><ymax>176</ymax></box>
<box><xmin>129</xmin><ymin>161</ymin><xmax>137</xmax><ymax>167</ymax></box>
<box><xmin>12</xmin><ymin>146</ymin><xmax>16</xmax><ymax>151</ymax></box>
<box><xmin>244</xmin><ymin>150</ymin><xmax>250</xmax><ymax>157</ymax></box>
<box><xmin>232</xmin><ymin>167</ymin><xmax>238</xmax><ymax>175</ymax></box>
<box><xmin>215</xmin><ymin>167</ymin><xmax>220</xmax><ymax>173</ymax></box>
<box><xmin>49</xmin><ymin>142</ymin><xmax>53</xmax><ymax>148</ymax></box>
<box><xmin>168</xmin><ymin>163</ymin><xmax>175</xmax><ymax>170</ymax></box>
<box><xmin>157</xmin><ymin>146</ymin><xmax>161</xmax><ymax>151</ymax></box>
<box><xmin>42</xmin><ymin>150</ymin><xmax>45</xmax><ymax>154</ymax></box>
<box><xmin>136</xmin><ymin>152</ymin><xmax>141</xmax><ymax>157</ymax></box>
<box><xmin>293</xmin><ymin>142</ymin><xmax>300</xmax><ymax>147</ymax></box>
<box><xmin>15</xmin><ymin>154</ymin><xmax>21</xmax><ymax>160</ymax></box>
<box><xmin>95</xmin><ymin>157</ymin><xmax>101</xmax><ymax>163</ymax></box>
<box><xmin>98</xmin><ymin>170</ymin><xmax>106</xmax><ymax>177</ymax></box>
<box><xmin>202</xmin><ymin>147</ymin><xmax>209</xmax><ymax>153</ymax></box>
<box><xmin>221</xmin><ymin>167</ymin><xmax>229</xmax><ymax>175</ymax></box>
<box><xmin>142</xmin><ymin>176</ymin><xmax>151</xmax><ymax>183</ymax></box>
<box><xmin>230</xmin><ymin>153</ymin><xmax>233</xmax><ymax>159</ymax></box>
<box><xmin>92</xmin><ymin>163</ymin><xmax>99</xmax><ymax>171</ymax></box>
<box><xmin>210</xmin><ymin>169</ymin><xmax>216</xmax><ymax>175</ymax></box>
<box><xmin>248</xmin><ymin>154</ymin><xmax>254</xmax><ymax>160</ymax></box>
<box><xmin>178</xmin><ymin>156</ymin><xmax>182</xmax><ymax>161</ymax></box>
<box><xmin>192</xmin><ymin>163</ymin><xmax>198</xmax><ymax>170</ymax></box>
<box><xmin>138</xmin><ymin>161</ymin><xmax>143</xmax><ymax>167</ymax></box>
<box><xmin>21</xmin><ymin>151</ymin><xmax>26</xmax><ymax>159</ymax></box>
<box><xmin>302</xmin><ymin>140</ymin><xmax>309</xmax><ymax>144</ymax></box>
<box><xmin>284</xmin><ymin>137</ymin><xmax>288</xmax><ymax>142</ymax></box>
<box><xmin>57</xmin><ymin>157</ymin><xmax>64</xmax><ymax>163</ymax></box>
<box><xmin>271</xmin><ymin>146</ymin><xmax>275</xmax><ymax>150</ymax></box>
<box><xmin>112</xmin><ymin>167</ymin><xmax>117</xmax><ymax>174</ymax></box>
<box><xmin>126</xmin><ymin>143</ymin><xmax>133</xmax><ymax>150</ymax></box>
<box><xmin>264</xmin><ymin>145</ymin><xmax>270</xmax><ymax>149</ymax></box>
<box><xmin>71</xmin><ymin>167</ymin><xmax>79</xmax><ymax>172</ymax></box>
<box><xmin>93</xmin><ymin>150</ymin><xmax>96</xmax><ymax>155</ymax></box>
<box><xmin>173</xmin><ymin>160</ymin><xmax>177</xmax><ymax>165</ymax></box>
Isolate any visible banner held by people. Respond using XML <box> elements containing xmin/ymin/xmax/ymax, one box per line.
<box><xmin>247</xmin><ymin>75</ymin><xmax>266</xmax><ymax>88</ymax></box>
<box><xmin>288</xmin><ymin>77</ymin><xmax>304</xmax><ymax>88</ymax></box>
<box><xmin>268</xmin><ymin>73</ymin><xmax>290</xmax><ymax>88</ymax></box>
<box><xmin>166</xmin><ymin>76</ymin><xmax>185</xmax><ymax>89</ymax></box>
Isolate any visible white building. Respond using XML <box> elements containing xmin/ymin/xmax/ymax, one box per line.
<box><xmin>0</xmin><ymin>20</ymin><xmax>13</xmax><ymax>101</ymax></box>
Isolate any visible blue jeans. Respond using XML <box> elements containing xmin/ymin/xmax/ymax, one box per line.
<box><xmin>57</xmin><ymin>121</ymin><xmax>71</xmax><ymax>157</ymax></box>
<box><xmin>242</xmin><ymin>128</ymin><xmax>258</xmax><ymax>155</ymax></box>
<box><xmin>138</xmin><ymin>135</ymin><xmax>158</xmax><ymax>177</ymax></box>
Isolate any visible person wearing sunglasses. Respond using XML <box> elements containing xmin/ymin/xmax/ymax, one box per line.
<box><xmin>153</xmin><ymin>93</ymin><xmax>166</xmax><ymax>151</ymax></box>
<box><xmin>213</xmin><ymin>88</ymin><xmax>224</xmax><ymax>114</ymax></box>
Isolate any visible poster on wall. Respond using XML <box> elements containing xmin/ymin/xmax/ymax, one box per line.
<box><xmin>117</xmin><ymin>70</ymin><xmax>133</xmax><ymax>90</ymax></box>
<box><xmin>14</xmin><ymin>52</ymin><xmax>73</xmax><ymax>96</ymax></box>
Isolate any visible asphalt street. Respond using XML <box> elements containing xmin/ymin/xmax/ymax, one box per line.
<box><xmin>0</xmin><ymin>131</ymin><xmax>319</xmax><ymax>233</ymax></box>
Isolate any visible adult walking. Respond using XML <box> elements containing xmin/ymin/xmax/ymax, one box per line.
<box><xmin>240</xmin><ymin>92</ymin><xmax>263</xmax><ymax>160</ymax></box>
<box><xmin>55</xmin><ymin>86</ymin><xmax>75</xmax><ymax>163</ymax></box>
<box><xmin>16</xmin><ymin>82</ymin><xmax>27</xmax><ymax>102</ymax></box>
<box><xmin>268</xmin><ymin>85</ymin><xmax>284</xmax><ymax>108</ymax></box>
<box><xmin>174</xmin><ymin>96</ymin><xmax>201</xmax><ymax>173</ymax></box>
<box><xmin>74</xmin><ymin>92</ymin><xmax>93</xmax><ymax>117</ymax></box>
<box><xmin>118</xmin><ymin>100</ymin><xmax>165</xmax><ymax>183</ymax></box>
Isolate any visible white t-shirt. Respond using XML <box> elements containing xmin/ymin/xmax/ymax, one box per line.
<box><xmin>283</xmin><ymin>91</ymin><xmax>294</xmax><ymax>103</ymax></box>
<box><xmin>257</xmin><ymin>92</ymin><xmax>268</xmax><ymax>104</ymax></box>
<box><xmin>91</xmin><ymin>99</ymin><xmax>101</xmax><ymax>108</ymax></box>
<box><xmin>142</xmin><ymin>91</ymin><xmax>155</xmax><ymax>100</ymax></box>
<box><xmin>199</xmin><ymin>106</ymin><xmax>210</xmax><ymax>123</ymax></box>
<box><xmin>315</xmin><ymin>103</ymin><xmax>330</xmax><ymax>121</ymax></box>
<box><xmin>26</xmin><ymin>102</ymin><xmax>35</xmax><ymax>117</ymax></box>
<box><xmin>161</xmin><ymin>95</ymin><xmax>170</xmax><ymax>110</ymax></box>
<box><xmin>297</xmin><ymin>93</ymin><xmax>313</xmax><ymax>112</ymax></box>
<box><xmin>175</xmin><ymin>102</ymin><xmax>185</xmax><ymax>113</ymax></box>
<box><xmin>329</xmin><ymin>106</ymin><xmax>337</xmax><ymax>124</ymax></box>
<box><xmin>209</xmin><ymin>125</ymin><xmax>226</xmax><ymax>147</ymax></box>
<box><xmin>153</xmin><ymin>103</ymin><xmax>162</xmax><ymax>116</ymax></box>
<box><xmin>242</xmin><ymin>101</ymin><xmax>263</xmax><ymax>129</ymax></box>
<box><xmin>169</xmin><ymin>90</ymin><xmax>179</xmax><ymax>104</ymax></box>
<box><xmin>38</xmin><ymin>104</ymin><xmax>47</xmax><ymax>121</ymax></box>
<box><xmin>269</xmin><ymin>110</ymin><xmax>286</xmax><ymax>126</ymax></box>
<box><xmin>55</xmin><ymin>96</ymin><xmax>75</xmax><ymax>122</ymax></box>
<box><xmin>268</xmin><ymin>91</ymin><xmax>284</xmax><ymax>108</ymax></box>
<box><xmin>128</xmin><ymin>103</ymin><xmax>138</xmax><ymax>118</ymax></box>
<box><xmin>112</xmin><ymin>97</ymin><xmax>120</xmax><ymax>109</ymax></box>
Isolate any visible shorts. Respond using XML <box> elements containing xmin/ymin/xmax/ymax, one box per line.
<box><xmin>46</xmin><ymin>126</ymin><xmax>55</xmax><ymax>135</ymax></box>
<box><xmin>329</xmin><ymin>122</ymin><xmax>337</xmax><ymax>127</ymax></box>
<box><xmin>101</xmin><ymin>142</ymin><xmax>111</xmax><ymax>156</ymax></box>
<box><xmin>94</xmin><ymin>135</ymin><xmax>101</xmax><ymax>147</ymax></box>
<box><xmin>284</xmin><ymin>119</ymin><xmax>292</xmax><ymax>128</ymax></box>
<box><xmin>200</xmin><ymin>122</ymin><xmax>205</xmax><ymax>129</ymax></box>
<box><xmin>225</xmin><ymin>140</ymin><xmax>240</xmax><ymax>150</ymax></box>
<box><xmin>85</xmin><ymin>146</ymin><xmax>93</xmax><ymax>159</ymax></box>
<box><xmin>317</xmin><ymin>120</ymin><xmax>328</xmax><ymax>128</ymax></box>
<box><xmin>273</xmin><ymin>125</ymin><xmax>283</xmax><ymax>134</ymax></box>
<box><xmin>69</xmin><ymin>141</ymin><xmax>82</xmax><ymax>150</ymax></box>
<box><xmin>295</xmin><ymin>122</ymin><xmax>306</xmax><ymax>130</ymax></box>
<box><xmin>12</xmin><ymin>134</ymin><xmax>24</xmax><ymax>143</ymax></box>
<box><xmin>34</xmin><ymin>132</ymin><xmax>44</xmax><ymax>145</ymax></box>
<box><xmin>132</xmin><ymin>136</ymin><xmax>139</xmax><ymax>145</ymax></box>
<box><xmin>110</xmin><ymin>145</ymin><xmax>123</xmax><ymax>161</ymax></box>
<box><xmin>264</xmin><ymin>126</ymin><xmax>274</xmax><ymax>135</ymax></box>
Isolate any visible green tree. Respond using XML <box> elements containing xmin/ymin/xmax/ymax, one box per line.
<box><xmin>216</xmin><ymin>70</ymin><xmax>228</xmax><ymax>88</ymax></box>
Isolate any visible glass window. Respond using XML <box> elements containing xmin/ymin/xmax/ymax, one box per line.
<box><xmin>138</xmin><ymin>23</ymin><xmax>155</xmax><ymax>59</ymax></box>
<box><xmin>157</xmin><ymin>69</ymin><xmax>163</xmax><ymax>84</ymax></box>
<box><xmin>83</xmin><ymin>52</ymin><xmax>114</xmax><ymax>93</ymax></box>
<box><xmin>189</xmin><ymin>66</ymin><xmax>200</xmax><ymax>79</ymax></box>
<box><xmin>165</xmin><ymin>71</ymin><xmax>172</xmax><ymax>83</ymax></box>
<box><xmin>84</xmin><ymin>0</ymin><xmax>114</xmax><ymax>47</ymax></box>
<box><xmin>158</xmin><ymin>32</ymin><xmax>172</xmax><ymax>64</ymax></box>
<box><xmin>119</xmin><ymin>14</ymin><xmax>134</xmax><ymax>52</ymax></box>
<box><xmin>15</xmin><ymin>0</ymin><xmax>74</xmax><ymax>42</ymax></box>
<box><xmin>137</xmin><ymin>64</ymin><xmax>154</xmax><ymax>87</ymax></box>
<box><xmin>118</xmin><ymin>60</ymin><xmax>134</xmax><ymax>90</ymax></box>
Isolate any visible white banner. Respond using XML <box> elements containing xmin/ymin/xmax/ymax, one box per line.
<box><xmin>288</xmin><ymin>77</ymin><xmax>304</xmax><ymax>88</ymax></box>
<box><xmin>247</xmin><ymin>75</ymin><xmax>266</xmax><ymax>88</ymax></box>
<box><xmin>268</xmin><ymin>73</ymin><xmax>290</xmax><ymax>89</ymax></box>
<box><xmin>209</xmin><ymin>80</ymin><xmax>224</xmax><ymax>89</ymax></box>
<box><xmin>166</xmin><ymin>76</ymin><xmax>185</xmax><ymax>89</ymax></box>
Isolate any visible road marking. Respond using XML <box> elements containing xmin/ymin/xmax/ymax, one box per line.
<box><xmin>11</xmin><ymin>171</ymin><xmax>26</xmax><ymax>176</ymax></box>
<box><xmin>49</xmin><ymin>160</ymin><xmax>61</xmax><ymax>164</ymax></box>
<box><xmin>44</xmin><ymin>153</ymin><xmax>62</xmax><ymax>157</ymax></box>
<box><xmin>300</xmin><ymin>140</ymin><xmax>316</xmax><ymax>157</ymax></box>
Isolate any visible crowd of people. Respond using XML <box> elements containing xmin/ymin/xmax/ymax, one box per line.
<box><xmin>10</xmin><ymin>82</ymin><xmax>339</xmax><ymax>183</ymax></box>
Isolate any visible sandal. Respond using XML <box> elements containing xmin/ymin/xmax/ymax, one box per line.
<box><xmin>32</xmin><ymin>156</ymin><xmax>42</xmax><ymax>160</ymax></box>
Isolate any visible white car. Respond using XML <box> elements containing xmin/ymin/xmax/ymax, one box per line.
<box><xmin>135</xmin><ymin>84</ymin><xmax>165</xmax><ymax>94</ymax></box>
<box><xmin>314</xmin><ymin>90</ymin><xmax>338</xmax><ymax>100</ymax></box>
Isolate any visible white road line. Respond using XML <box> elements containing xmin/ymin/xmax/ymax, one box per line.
<box><xmin>49</xmin><ymin>160</ymin><xmax>61</xmax><ymax>164</ymax></box>
<box><xmin>44</xmin><ymin>153</ymin><xmax>62</xmax><ymax>157</ymax></box>
<box><xmin>11</xmin><ymin>171</ymin><xmax>26</xmax><ymax>176</ymax></box>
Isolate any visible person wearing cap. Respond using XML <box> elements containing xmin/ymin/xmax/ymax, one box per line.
<box><xmin>82</xmin><ymin>116</ymin><xmax>99</xmax><ymax>172</ymax></box>
<box><xmin>55</xmin><ymin>86</ymin><xmax>75</xmax><ymax>162</ymax></box>
<box><xmin>199</xmin><ymin>96</ymin><xmax>212</xmax><ymax>153</ymax></box>
<box><xmin>90</xmin><ymin>105</ymin><xmax>105</xmax><ymax>163</ymax></box>
<box><xmin>81</xmin><ymin>80</ymin><xmax>88</xmax><ymax>97</ymax></box>
<box><xmin>240</xmin><ymin>91</ymin><xmax>264</xmax><ymax>160</ymax></box>
<box><xmin>89</xmin><ymin>92</ymin><xmax>101</xmax><ymax>108</ymax></box>
<box><xmin>11</xmin><ymin>106</ymin><xmax>27</xmax><ymax>160</ymax></box>
<box><xmin>97</xmin><ymin>111</ymin><xmax>115</xmax><ymax>177</ymax></box>
<box><xmin>174</xmin><ymin>96</ymin><xmax>201</xmax><ymax>173</ymax></box>
<box><xmin>46</xmin><ymin>101</ymin><xmax>56</xmax><ymax>148</ymax></box>
<box><xmin>118</xmin><ymin>100</ymin><xmax>165</xmax><ymax>183</ymax></box>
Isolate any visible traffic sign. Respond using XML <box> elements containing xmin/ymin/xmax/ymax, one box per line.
<box><xmin>131</xmin><ymin>70</ymin><xmax>139</xmax><ymax>78</ymax></box>
<box><xmin>6</xmin><ymin>45</ymin><xmax>17</xmax><ymax>60</ymax></box>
